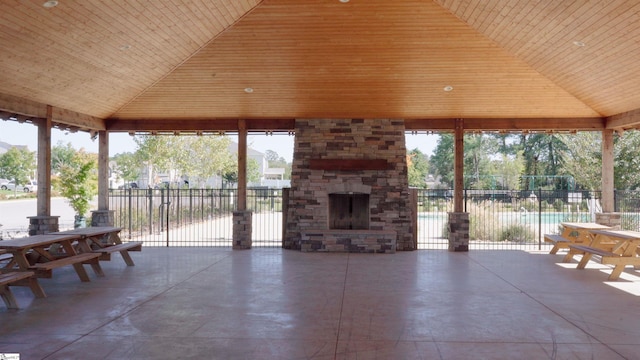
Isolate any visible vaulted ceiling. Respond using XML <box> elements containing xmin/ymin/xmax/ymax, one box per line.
<box><xmin>1</xmin><ymin>0</ymin><xmax>640</xmax><ymax>133</ymax></box>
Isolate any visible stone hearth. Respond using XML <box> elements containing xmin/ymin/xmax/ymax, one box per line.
<box><xmin>284</xmin><ymin>119</ymin><xmax>414</xmax><ymax>252</ymax></box>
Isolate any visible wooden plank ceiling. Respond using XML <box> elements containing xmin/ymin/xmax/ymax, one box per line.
<box><xmin>1</xmin><ymin>0</ymin><xmax>639</xmax><ymax>132</ymax></box>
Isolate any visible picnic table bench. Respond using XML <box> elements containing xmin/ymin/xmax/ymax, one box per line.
<box><xmin>543</xmin><ymin>222</ymin><xmax>611</xmax><ymax>259</ymax></box>
<box><xmin>0</xmin><ymin>233</ymin><xmax>104</xmax><ymax>283</ymax></box>
<box><xmin>0</xmin><ymin>271</ymin><xmax>45</xmax><ymax>309</ymax></box>
<box><xmin>544</xmin><ymin>234</ymin><xmax>570</xmax><ymax>254</ymax></box>
<box><xmin>52</xmin><ymin>227</ymin><xmax>142</xmax><ymax>266</ymax></box>
<box><xmin>568</xmin><ymin>229</ymin><xmax>640</xmax><ymax>281</ymax></box>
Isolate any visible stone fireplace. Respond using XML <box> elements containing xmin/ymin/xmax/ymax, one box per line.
<box><xmin>284</xmin><ymin>119</ymin><xmax>414</xmax><ymax>253</ymax></box>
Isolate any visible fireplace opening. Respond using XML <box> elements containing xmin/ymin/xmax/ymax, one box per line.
<box><xmin>329</xmin><ymin>193</ymin><xmax>369</xmax><ymax>230</ymax></box>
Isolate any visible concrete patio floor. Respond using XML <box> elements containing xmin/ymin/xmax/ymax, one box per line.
<box><xmin>1</xmin><ymin>247</ymin><xmax>640</xmax><ymax>359</ymax></box>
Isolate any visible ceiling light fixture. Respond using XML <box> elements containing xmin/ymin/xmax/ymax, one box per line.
<box><xmin>443</xmin><ymin>85</ymin><xmax>454</xmax><ymax>92</ymax></box>
<box><xmin>43</xmin><ymin>0</ymin><xmax>58</xmax><ymax>8</ymax></box>
<box><xmin>119</xmin><ymin>44</ymin><xmax>132</xmax><ymax>51</ymax></box>
<box><xmin>244</xmin><ymin>87</ymin><xmax>254</xmax><ymax>93</ymax></box>
<box><xmin>339</xmin><ymin>0</ymin><xmax>350</xmax><ymax>3</ymax></box>
<box><xmin>573</xmin><ymin>41</ymin><xmax>585</xmax><ymax>47</ymax></box>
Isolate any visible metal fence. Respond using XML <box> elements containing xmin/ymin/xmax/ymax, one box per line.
<box><xmin>416</xmin><ymin>189</ymin><xmax>600</xmax><ymax>250</ymax></box>
<box><xmin>109</xmin><ymin>188</ymin><xmax>282</xmax><ymax>247</ymax></box>
<box><xmin>108</xmin><ymin>188</ymin><xmax>640</xmax><ymax>250</ymax></box>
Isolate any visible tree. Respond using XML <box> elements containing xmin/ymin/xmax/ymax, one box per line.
<box><xmin>222</xmin><ymin>158</ymin><xmax>261</xmax><ymax>187</ymax></box>
<box><xmin>111</xmin><ymin>152</ymin><xmax>141</xmax><ymax>183</ymax></box>
<box><xmin>264</xmin><ymin>149</ymin><xmax>292</xmax><ymax>180</ymax></box>
<box><xmin>51</xmin><ymin>141</ymin><xmax>77</xmax><ymax>175</ymax></box>
<box><xmin>407</xmin><ymin>148</ymin><xmax>429</xmax><ymax>188</ymax></box>
<box><xmin>430</xmin><ymin>133</ymin><xmax>497</xmax><ymax>189</ymax></box>
<box><xmin>430</xmin><ymin>134</ymin><xmax>455</xmax><ymax>187</ymax></box>
<box><xmin>559</xmin><ymin>131</ymin><xmax>640</xmax><ymax>190</ymax></box>
<box><xmin>0</xmin><ymin>147</ymin><xmax>36</xmax><ymax>195</ymax></box>
<box><xmin>52</xmin><ymin>149</ymin><xmax>98</xmax><ymax>224</ymax></box>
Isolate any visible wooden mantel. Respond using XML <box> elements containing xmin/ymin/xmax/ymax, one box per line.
<box><xmin>308</xmin><ymin>159</ymin><xmax>391</xmax><ymax>171</ymax></box>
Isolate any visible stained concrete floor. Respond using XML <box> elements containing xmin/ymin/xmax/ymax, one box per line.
<box><xmin>1</xmin><ymin>247</ymin><xmax>640</xmax><ymax>359</ymax></box>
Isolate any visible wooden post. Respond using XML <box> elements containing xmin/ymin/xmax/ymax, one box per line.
<box><xmin>601</xmin><ymin>129</ymin><xmax>614</xmax><ymax>213</ymax></box>
<box><xmin>453</xmin><ymin>119</ymin><xmax>464</xmax><ymax>213</ymax></box>
<box><xmin>36</xmin><ymin>106</ymin><xmax>52</xmax><ymax>216</ymax></box>
<box><xmin>237</xmin><ymin>119</ymin><xmax>247</xmax><ymax>211</ymax></box>
<box><xmin>97</xmin><ymin>131</ymin><xmax>109</xmax><ymax>210</ymax></box>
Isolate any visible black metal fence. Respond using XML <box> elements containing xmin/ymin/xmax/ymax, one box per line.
<box><xmin>108</xmin><ymin>188</ymin><xmax>640</xmax><ymax>250</ymax></box>
<box><xmin>108</xmin><ymin>188</ymin><xmax>282</xmax><ymax>247</ymax></box>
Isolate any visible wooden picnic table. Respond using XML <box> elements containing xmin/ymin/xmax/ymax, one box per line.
<box><xmin>0</xmin><ymin>233</ymin><xmax>103</xmax><ymax>283</ymax></box>
<box><xmin>568</xmin><ymin>229</ymin><xmax>640</xmax><ymax>281</ymax></box>
<box><xmin>51</xmin><ymin>227</ymin><xmax>142</xmax><ymax>266</ymax></box>
<box><xmin>558</xmin><ymin>222</ymin><xmax>611</xmax><ymax>261</ymax></box>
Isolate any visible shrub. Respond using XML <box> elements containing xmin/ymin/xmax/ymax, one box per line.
<box><xmin>499</xmin><ymin>224</ymin><xmax>535</xmax><ymax>242</ymax></box>
<box><xmin>552</xmin><ymin>199</ymin><xmax>564</xmax><ymax>212</ymax></box>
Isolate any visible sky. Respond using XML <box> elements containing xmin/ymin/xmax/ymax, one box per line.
<box><xmin>1</xmin><ymin>119</ymin><xmax>440</xmax><ymax>162</ymax></box>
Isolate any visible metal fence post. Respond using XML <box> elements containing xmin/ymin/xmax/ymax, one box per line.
<box><xmin>537</xmin><ymin>187</ymin><xmax>542</xmax><ymax>250</ymax></box>
<box><xmin>128</xmin><ymin>188</ymin><xmax>133</xmax><ymax>237</ymax></box>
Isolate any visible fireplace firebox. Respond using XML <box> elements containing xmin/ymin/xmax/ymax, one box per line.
<box><xmin>329</xmin><ymin>193</ymin><xmax>369</xmax><ymax>230</ymax></box>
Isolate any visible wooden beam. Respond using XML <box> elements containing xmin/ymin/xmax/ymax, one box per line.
<box><xmin>97</xmin><ymin>131</ymin><xmax>109</xmax><ymax>211</ymax></box>
<box><xmin>453</xmin><ymin>119</ymin><xmax>464</xmax><ymax>213</ymax></box>
<box><xmin>0</xmin><ymin>93</ymin><xmax>105</xmax><ymax>130</ymax></box>
<box><xmin>237</xmin><ymin>119</ymin><xmax>247</xmax><ymax>211</ymax></box>
<box><xmin>51</xmin><ymin>107</ymin><xmax>105</xmax><ymax>131</ymax></box>
<box><xmin>36</xmin><ymin>106</ymin><xmax>52</xmax><ymax>216</ymax></box>
<box><xmin>0</xmin><ymin>92</ymin><xmax>47</xmax><ymax>119</ymax></box>
<box><xmin>601</xmin><ymin>130</ymin><xmax>614</xmax><ymax>213</ymax></box>
<box><xmin>606</xmin><ymin>108</ymin><xmax>640</xmax><ymax>130</ymax></box>
<box><xmin>106</xmin><ymin>118</ymin><xmax>295</xmax><ymax>132</ymax></box>
<box><xmin>405</xmin><ymin>117</ymin><xmax>605</xmax><ymax>131</ymax></box>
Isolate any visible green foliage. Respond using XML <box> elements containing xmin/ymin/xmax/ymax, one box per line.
<box><xmin>53</xmin><ymin>149</ymin><xmax>97</xmax><ymax>217</ymax></box>
<box><xmin>407</xmin><ymin>148</ymin><xmax>430</xmax><ymax>188</ymax></box>
<box><xmin>0</xmin><ymin>147</ymin><xmax>36</xmax><ymax>195</ymax></box>
<box><xmin>111</xmin><ymin>152</ymin><xmax>141</xmax><ymax>182</ymax></box>
<box><xmin>51</xmin><ymin>141</ymin><xmax>77</xmax><ymax>175</ymax></box>
<box><xmin>558</xmin><ymin>131</ymin><xmax>640</xmax><ymax>190</ymax></box>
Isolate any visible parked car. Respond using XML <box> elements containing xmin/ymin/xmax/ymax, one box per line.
<box><xmin>117</xmin><ymin>182</ymin><xmax>138</xmax><ymax>189</ymax></box>
<box><xmin>1</xmin><ymin>180</ymin><xmax>37</xmax><ymax>192</ymax></box>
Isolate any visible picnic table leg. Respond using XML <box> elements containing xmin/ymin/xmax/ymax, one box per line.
<box><xmin>0</xmin><ymin>284</ymin><xmax>19</xmax><ymax>309</ymax></box>
<box><xmin>119</xmin><ymin>250</ymin><xmax>135</xmax><ymax>266</ymax></box>
<box><xmin>549</xmin><ymin>245</ymin><xmax>560</xmax><ymax>254</ymax></box>
<box><xmin>14</xmin><ymin>277</ymin><xmax>47</xmax><ymax>298</ymax></box>
<box><xmin>88</xmin><ymin>260</ymin><xmax>105</xmax><ymax>277</ymax></box>
<box><xmin>576</xmin><ymin>253</ymin><xmax>593</xmax><ymax>269</ymax></box>
<box><xmin>71</xmin><ymin>263</ymin><xmax>92</xmax><ymax>282</ymax></box>
<box><xmin>562</xmin><ymin>249</ymin><xmax>578</xmax><ymax>263</ymax></box>
<box><xmin>608</xmin><ymin>265</ymin><xmax>625</xmax><ymax>281</ymax></box>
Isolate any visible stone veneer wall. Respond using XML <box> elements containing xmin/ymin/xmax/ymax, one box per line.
<box><xmin>284</xmin><ymin>119</ymin><xmax>414</xmax><ymax>251</ymax></box>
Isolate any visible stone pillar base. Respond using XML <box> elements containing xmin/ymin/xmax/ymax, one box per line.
<box><xmin>233</xmin><ymin>211</ymin><xmax>252</xmax><ymax>249</ymax></box>
<box><xmin>595</xmin><ymin>212</ymin><xmax>621</xmax><ymax>230</ymax></box>
<box><xmin>91</xmin><ymin>210</ymin><xmax>115</xmax><ymax>227</ymax></box>
<box><xmin>28</xmin><ymin>216</ymin><xmax>60</xmax><ymax>235</ymax></box>
<box><xmin>448</xmin><ymin>212</ymin><xmax>469</xmax><ymax>252</ymax></box>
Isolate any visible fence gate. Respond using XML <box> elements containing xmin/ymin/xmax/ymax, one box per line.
<box><xmin>109</xmin><ymin>188</ymin><xmax>283</xmax><ymax>247</ymax></box>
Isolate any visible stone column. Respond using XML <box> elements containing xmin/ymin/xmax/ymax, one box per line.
<box><xmin>28</xmin><ymin>215</ymin><xmax>59</xmax><ymax>235</ymax></box>
<box><xmin>91</xmin><ymin>210</ymin><xmax>115</xmax><ymax>227</ymax></box>
<box><xmin>596</xmin><ymin>212</ymin><xmax>621</xmax><ymax>230</ymax></box>
<box><xmin>233</xmin><ymin>210</ymin><xmax>252</xmax><ymax>249</ymax></box>
<box><xmin>448</xmin><ymin>212</ymin><xmax>469</xmax><ymax>252</ymax></box>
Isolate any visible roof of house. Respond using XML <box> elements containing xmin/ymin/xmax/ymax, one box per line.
<box><xmin>1</xmin><ymin>1</ymin><xmax>639</xmax><ymax>133</ymax></box>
